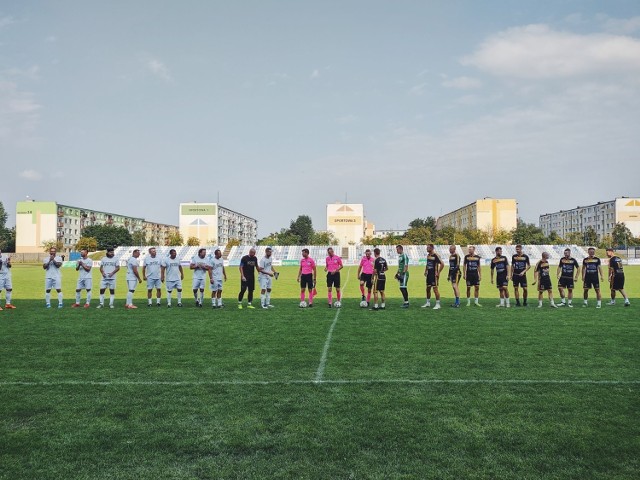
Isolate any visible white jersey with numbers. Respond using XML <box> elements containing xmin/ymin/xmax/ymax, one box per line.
<box><xmin>43</xmin><ymin>256</ymin><xmax>63</xmax><ymax>280</ymax></box>
<box><xmin>259</xmin><ymin>256</ymin><xmax>273</xmax><ymax>278</ymax></box>
<box><xmin>143</xmin><ymin>255</ymin><xmax>162</xmax><ymax>279</ymax></box>
<box><xmin>100</xmin><ymin>256</ymin><xmax>119</xmax><ymax>277</ymax></box>
<box><xmin>126</xmin><ymin>257</ymin><xmax>140</xmax><ymax>281</ymax></box>
<box><xmin>191</xmin><ymin>255</ymin><xmax>210</xmax><ymax>280</ymax></box>
<box><xmin>162</xmin><ymin>257</ymin><xmax>182</xmax><ymax>282</ymax></box>
<box><xmin>210</xmin><ymin>257</ymin><xmax>225</xmax><ymax>281</ymax></box>
<box><xmin>0</xmin><ymin>254</ymin><xmax>11</xmax><ymax>278</ymax></box>
<box><xmin>77</xmin><ymin>257</ymin><xmax>93</xmax><ymax>280</ymax></box>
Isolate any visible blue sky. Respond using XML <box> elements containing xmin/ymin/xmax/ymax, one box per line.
<box><xmin>1</xmin><ymin>0</ymin><xmax>639</xmax><ymax>236</ymax></box>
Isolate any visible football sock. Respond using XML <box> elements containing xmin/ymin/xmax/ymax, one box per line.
<box><xmin>360</xmin><ymin>285</ymin><xmax>365</xmax><ymax>296</ymax></box>
<box><xmin>45</xmin><ymin>292</ymin><xmax>51</xmax><ymax>304</ymax></box>
<box><xmin>500</xmin><ymin>298</ymin><xmax>504</xmax><ymax>306</ymax></box>
<box><xmin>266</xmin><ymin>293</ymin><xmax>271</xmax><ymax>305</ymax></box>
<box><xmin>86</xmin><ymin>292</ymin><xmax>92</xmax><ymax>303</ymax></box>
<box><xmin>539</xmin><ymin>300</ymin><xmax>543</xmax><ymax>307</ymax></box>
<box><xmin>126</xmin><ymin>292</ymin><xmax>132</xmax><ymax>305</ymax></box>
<box><xmin>57</xmin><ymin>292</ymin><xmax>63</xmax><ymax>305</ymax></box>
<box><xmin>6</xmin><ymin>291</ymin><xmax>11</xmax><ymax>304</ymax></box>
<box><xmin>328</xmin><ymin>292</ymin><xmax>333</xmax><ymax>304</ymax></box>
<box><xmin>366</xmin><ymin>292</ymin><xmax>371</xmax><ymax>302</ymax></box>
<box><xmin>100</xmin><ymin>294</ymin><xmax>105</xmax><ymax>304</ymax></box>
<box><xmin>455</xmin><ymin>296</ymin><xmax>459</xmax><ymax>305</ymax></box>
<box><xmin>597</xmin><ymin>300</ymin><xmax>601</xmax><ymax>307</ymax></box>
<box><xmin>309</xmin><ymin>291</ymin><xmax>314</xmax><ymax>303</ymax></box>
<box><xmin>505</xmin><ymin>298</ymin><xmax>510</xmax><ymax>307</ymax></box>
<box><xmin>177</xmin><ymin>292</ymin><xmax>182</xmax><ymax>303</ymax></box>
<box><xmin>109</xmin><ymin>294</ymin><xmax>114</xmax><ymax>306</ymax></box>
<box><xmin>466</xmin><ymin>297</ymin><xmax>471</xmax><ymax>305</ymax></box>
<box><xmin>261</xmin><ymin>294</ymin><xmax>266</xmax><ymax>306</ymax></box>
<box><xmin>75</xmin><ymin>292</ymin><xmax>81</xmax><ymax>304</ymax></box>
<box><xmin>301</xmin><ymin>292</ymin><xmax>305</xmax><ymax>301</ymax></box>
<box><xmin>148</xmin><ymin>298</ymin><xmax>153</xmax><ymax>305</ymax></box>
<box><xmin>337</xmin><ymin>291</ymin><xmax>341</xmax><ymax>301</ymax></box>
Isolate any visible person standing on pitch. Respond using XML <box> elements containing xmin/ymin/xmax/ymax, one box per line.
<box><xmin>209</xmin><ymin>248</ymin><xmax>227</xmax><ymax>308</ymax></box>
<box><xmin>43</xmin><ymin>247</ymin><xmax>64</xmax><ymax>308</ymax></box>
<box><xmin>357</xmin><ymin>249</ymin><xmax>374</xmax><ymax>306</ymax></box>
<box><xmin>125</xmin><ymin>249</ymin><xmax>142</xmax><ymax>309</ymax></box>
<box><xmin>490</xmin><ymin>247</ymin><xmax>511</xmax><ymax>308</ymax></box>
<box><xmin>98</xmin><ymin>247</ymin><xmax>119</xmax><ymax>308</ymax></box>
<box><xmin>258</xmin><ymin>247</ymin><xmax>277</xmax><ymax>309</ymax></box>
<box><xmin>606</xmin><ymin>248</ymin><xmax>630</xmax><ymax>306</ymax></box>
<box><xmin>582</xmin><ymin>247</ymin><xmax>604</xmax><ymax>308</ymax></box>
<box><xmin>143</xmin><ymin>247</ymin><xmax>163</xmax><ymax>307</ymax></box>
<box><xmin>556</xmin><ymin>248</ymin><xmax>580</xmax><ymax>307</ymax></box>
<box><xmin>510</xmin><ymin>244</ymin><xmax>531</xmax><ymax>307</ymax></box>
<box><xmin>396</xmin><ymin>245</ymin><xmax>410</xmax><ymax>308</ymax></box>
<box><xmin>463</xmin><ymin>246</ymin><xmax>482</xmax><ymax>307</ymax></box>
<box><xmin>238</xmin><ymin>247</ymin><xmax>259</xmax><ymax>309</ymax></box>
<box><xmin>422</xmin><ymin>244</ymin><xmax>444</xmax><ymax>310</ymax></box>
<box><xmin>446</xmin><ymin>245</ymin><xmax>462</xmax><ymax>308</ymax></box>
<box><xmin>161</xmin><ymin>249</ymin><xmax>184</xmax><ymax>307</ymax></box>
<box><xmin>533</xmin><ymin>252</ymin><xmax>558</xmax><ymax>308</ymax></box>
<box><xmin>297</xmin><ymin>248</ymin><xmax>317</xmax><ymax>307</ymax></box>
<box><xmin>190</xmin><ymin>248</ymin><xmax>210</xmax><ymax>307</ymax></box>
<box><xmin>0</xmin><ymin>248</ymin><xmax>15</xmax><ymax>310</ymax></box>
<box><xmin>371</xmin><ymin>247</ymin><xmax>388</xmax><ymax>310</ymax></box>
<box><xmin>72</xmin><ymin>249</ymin><xmax>93</xmax><ymax>308</ymax></box>
<box><xmin>325</xmin><ymin>247</ymin><xmax>343</xmax><ymax>307</ymax></box>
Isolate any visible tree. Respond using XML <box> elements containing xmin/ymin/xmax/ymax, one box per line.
<box><xmin>511</xmin><ymin>219</ymin><xmax>546</xmax><ymax>245</ymax></box>
<box><xmin>566</xmin><ymin>232</ymin><xmax>583</xmax><ymax>245</ymax></box>
<box><xmin>405</xmin><ymin>226</ymin><xmax>433</xmax><ymax>244</ymax></box>
<box><xmin>81</xmin><ymin>225</ymin><xmax>133</xmax><ymax>249</ymax></box>
<box><xmin>165</xmin><ymin>232</ymin><xmax>184</xmax><ymax>246</ymax></box>
<box><xmin>312</xmin><ymin>231</ymin><xmax>338</xmax><ymax>245</ymax></box>
<box><xmin>583</xmin><ymin>226</ymin><xmax>598</xmax><ymax>247</ymax></box>
<box><xmin>131</xmin><ymin>230</ymin><xmax>147</xmax><ymax>246</ymax></box>
<box><xmin>461</xmin><ymin>228</ymin><xmax>490</xmax><ymax>245</ymax></box>
<box><xmin>0</xmin><ymin>201</ymin><xmax>14</xmax><ymax>251</ymax></box>
<box><xmin>226</xmin><ymin>238</ymin><xmax>241</xmax><ymax>248</ymax></box>
<box><xmin>42</xmin><ymin>239</ymin><xmax>64</xmax><ymax>252</ymax></box>
<box><xmin>434</xmin><ymin>226</ymin><xmax>456</xmax><ymax>245</ymax></box>
<box><xmin>187</xmin><ymin>236</ymin><xmax>200</xmax><ymax>246</ymax></box>
<box><xmin>76</xmin><ymin>237</ymin><xmax>98</xmax><ymax>252</ymax></box>
<box><xmin>289</xmin><ymin>215</ymin><xmax>314</xmax><ymax>244</ymax></box>
<box><xmin>546</xmin><ymin>231</ymin><xmax>564</xmax><ymax>245</ymax></box>
<box><xmin>408</xmin><ymin>217</ymin><xmax>436</xmax><ymax>230</ymax></box>
<box><xmin>612</xmin><ymin>222</ymin><xmax>633</xmax><ymax>248</ymax></box>
<box><xmin>490</xmin><ymin>229</ymin><xmax>512</xmax><ymax>244</ymax></box>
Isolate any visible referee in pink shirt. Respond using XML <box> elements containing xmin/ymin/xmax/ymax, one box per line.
<box><xmin>325</xmin><ymin>247</ymin><xmax>344</xmax><ymax>307</ymax></box>
<box><xmin>297</xmin><ymin>248</ymin><xmax>317</xmax><ymax>307</ymax></box>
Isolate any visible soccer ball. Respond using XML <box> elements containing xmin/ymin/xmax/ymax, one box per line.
<box><xmin>359</xmin><ymin>301</ymin><xmax>368</xmax><ymax>308</ymax></box>
<box><xmin>333</xmin><ymin>301</ymin><xmax>342</xmax><ymax>308</ymax></box>
<box><xmin>299</xmin><ymin>301</ymin><xmax>308</xmax><ymax>308</ymax></box>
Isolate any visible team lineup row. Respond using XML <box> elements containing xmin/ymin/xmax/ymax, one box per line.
<box><xmin>0</xmin><ymin>244</ymin><xmax>631</xmax><ymax>311</ymax></box>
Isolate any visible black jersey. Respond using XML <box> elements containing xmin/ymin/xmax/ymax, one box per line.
<box><xmin>426</xmin><ymin>252</ymin><xmax>442</xmax><ymax>272</ymax></box>
<box><xmin>464</xmin><ymin>254</ymin><xmax>481</xmax><ymax>273</ymax></box>
<box><xmin>374</xmin><ymin>257</ymin><xmax>388</xmax><ymax>277</ymax></box>
<box><xmin>491</xmin><ymin>255</ymin><xmax>509</xmax><ymax>275</ymax></box>
<box><xmin>535</xmin><ymin>260</ymin><xmax>551</xmax><ymax>277</ymax></box>
<box><xmin>609</xmin><ymin>256</ymin><xmax>624</xmax><ymax>275</ymax></box>
<box><xmin>240</xmin><ymin>255</ymin><xmax>259</xmax><ymax>279</ymax></box>
<box><xmin>559</xmin><ymin>257</ymin><xmax>580</xmax><ymax>277</ymax></box>
<box><xmin>582</xmin><ymin>257</ymin><xmax>601</xmax><ymax>275</ymax></box>
<box><xmin>449</xmin><ymin>253</ymin><xmax>461</xmax><ymax>272</ymax></box>
<box><xmin>511</xmin><ymin>254</ymin><xmax>530</xmax><ymax>274</ymax></box>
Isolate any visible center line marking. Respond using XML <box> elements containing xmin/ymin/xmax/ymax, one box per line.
<box><xmin>315</xmin><ymin>267</ymin><xmax>351</xmax><ymax>383</ymax></box>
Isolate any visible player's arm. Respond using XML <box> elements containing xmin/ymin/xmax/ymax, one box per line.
<box><xmin>581</xmin><ymin>262</ymin><xmax>586</xmax><ymax>282</ymax></box>
<box><xmin>556</xmin><ymin>264</ymin><xmax>561</xmax><ymax>280</ymax></box>
<box><xmin>506</xmin><ymin>260</ymin><xmax>511</xmax><ymax>279</ymax></box>
<box><xmin>112</xmin><ymin>264</ymin><xmax>120</xmax><ymax>277</ymax></box>
<box><xmin>83</xmin><ymin>261</ymin><xmax>92</xmax><ymax>272</ymax></box>
<box><xmin>463</xmin><ymin>258</ymin><xmax>467</xmax><ymax>279</ymax></box>
<box><xmin>222</xmin><ymin>265</ymin><xmax>227</xmax><ymax>281</ymax></box>
<box><xmin>54</xmin><ymin>257</ymin><xmax>62</xmax><ymax>268</ymax></box>
<box><xmin>161</xmin><ymin>264</ymin><xmax>166</xmax><ymax>283</ymax></box>
<box><xmin>132</xmin><ymin>265</ymin><xmax>142</xmax><ymax>282</ymax></box>
<box><xmin>490</xmin><ymin>262</ymin><xmax>495</xmax><ymax>284</ymax></box>
<box><xmin>574</xmin><ymin>263</ymin><xmax>580</xmax><ymax>282</ymax></box>
<box><xmin>357</xmin><ymin>263</ymin><xmax>362</xmax><ymax>278</ymax></box>
<box><xmin>598</xmin><ymin>264</ymin><xmax>604</xmax><ymax>281</ymax></box>
<box><xmin>532</xmin><ymin>263</ymin><xmax>539</xmax><ymax>285</ymax></box>
<box><xmin>76</xmin><ymin>260</ymin><xmax>81</xmax><ymax>271</ymax></box>
<box><xmin>100</xmin><ymin>264</ymin><xmax>106</xmax><ymax>278</ymax></box>
<box><xmin>190</xmin><ymin>261</ymin><xmax>198</xmax><ymax>271</ymax></box>
<box><xmin>313</xmin><ymin>264</ymin><xmax>317</xmax><ymax>281</ymax></box>
<box><xmin>437</xmin><ymin>257</ymin><xmax>444</xmax><ymax>277</ymax></box>
<box><xmin>142</xmin><ymin>264</ymin><xmax>147</xmax><ymax>281</ymax></box>
<box><xmin>337</xmin><ymin>258</ymin><xmax>343</xmax><ymax>272</ymax></box>
<box><xmin>403</xmin><ymin>256</ymin><xmax>408</xmax><ymax>274</ymax></box>
<box><xmin>238</xmin><ymin>264</ymin><xmax>246</xmax><ymax>281</ymax></box>
<box><xmin>179</xmin><ymin>265</ymin><xmax>184</xmax><ymax>280</ymax></box>
<box><xmin>297</xmin><ymin>264</ymin><xmax>303</xmax><ymax>281</ymax></box>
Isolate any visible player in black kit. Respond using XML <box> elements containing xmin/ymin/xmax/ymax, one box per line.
<box><xmin>238</xmin><ymin>247</ymin><xmax>259</xmax><ymax>309</ymax></box>
<box><xmin>491</xmin><ymin>247</ymin><xmax>510</xmax><ymax>308</ymax></box>
<box><xmin>463</xmin><ymin>246</ymin><xmax>482</xmax><ymax>307</ymax></box>
<box><xmin>447</xmin><ymin>245</ymin><xmax>462</xmax><ymax>307</ymax></box>
<box><xmin>582</xmin><ymin>247</ymin><xmax>604</xmax><ymax>308</ymax></box>
<box><xmin>510</xmin><ymin>244</ymin><xmax>530</xmax><ymax>307</ymax></box>
<box><xmin>556</xmin><ymin>248</ymin><xmax>580</xmax><ymax>307</ymax></box>
<box><xmin>371</xmin><ymin>248</ymin><xmax>388</xmax><ymax>310</ymax></box>
<box><xmin>606</xmin><ymin>248</ymin><xmax>630</xmax><ymax>306</ymax></box>
<box><xmin>422</xmin><ymin>244</ymin><xmax>444</xmax><ymax>310</ymax></box>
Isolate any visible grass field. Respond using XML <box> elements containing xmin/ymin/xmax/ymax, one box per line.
<box><xmin>1</xmin><ymin>265</ymin><xmax>639</xmax><ymax>479</ymax></box>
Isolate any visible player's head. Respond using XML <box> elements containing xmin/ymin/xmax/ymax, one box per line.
<box><xmin>516</xmin><ymin>244</ymin><xmax>523</xmax><ymax>254</ymax></box>
<box><xmin>427</xmin><ymin>244</ymin><xmax>434</xmax><ymax>253</ymax></box>
<box><xmin>468</xmin><ymin>245</ymin><xmax>475</xmax><ymax>255</ymax></box>
<box><xmin>374</xmin><ymin>247</ymin><xmax>381</xmax><ymax>257</ymax></box>
<box><xmin>449</xmin><ymin>245</ymin><xmax>456</xmax><ymax>254</ymax></box>
<box><xmin>495</xmin><ymin>247</ymin><xmax>502</xmax><ymax>255</ymax></box>
<box><xmin>606</xmin><ymin>247</ymin><xmax>614</xmax><ymax>258</ymax></box>
<box><xmin>106</xmin><ymin>247</ymin><xmax>115</xmax><ymax>258</ymax></box>
<box><xmin>396</xmin><ymin>245</ymin><xmax>404</xmax><ymax>253</ymax></box>
<box><xmin>214</xmin><ymin>249</ymin><xmax>222</xmax><ymax>259</ymax></box>
<box><xmin>49</xmin><ymin>247</ymin><xmax>57</xmax><ymax>255</ymax></box>
<box><xmin>542</xmin><ymin>252</ymin><xmax>549</xmax><ymax>260</ymax></box>
<box><xmin>588</xmin><ymin>247</ymin><xmax>595</xmax><ymax>257</ymax></box>
<box><xmin>198</xmin><ymin>248</ymin><xmax>206</xmax><ymax>258</ymax></box>
<box><xmin>132</xmin><ymin>249</ymin><xmax>140</xmax><ymax>258</ymax></box>
<box><xmin>80</xmin><ymin>248</ymin><xmax>88</xmax><ymax>257</ymax></box>
<box><xmin>249</xmin><ymin>247</ymin><xmax>256</xmax><ymax>256</ymax></box>
<box><xmin>564</xmin><ymin>248</ymin><xmax>571</xmax><ymax>258</ymax></box>
<box><xmin>148</xmin><ymin>247</ymin><xmax>156</xmax><ymax>256</ymax></box>
<box><xmin>169</xmin><ymin>248</ymin><xmax>177</xmax><ymax>259</ymax></box>
<box><xmin>302</xmin><ymin>248</ymin><xmax>309</xmax><ymax>258</ymax></box>
<box><xmin>365</xmin><ymin>249</ymin><xmax>371</xmax><ymax>257</ymax></box>
<box><xmin>327</xmin><ymin>247</ymin><xmax>334</xmax><ymax>256</ymax></box>
<box><xmin>265</xmin><ymin>247</ymin><xmax>272</xmax><ymax>258</ymax></box>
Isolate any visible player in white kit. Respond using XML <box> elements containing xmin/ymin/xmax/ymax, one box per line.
<box><xmin>125</xmin><ymin>249</ymin><xmax>142</xmax><ymax>309</ymax></box>
<box><xmin>143</xmin><ymin>247</ymin><xmax>163</xmax><ymax>307</ymax></box>
<box><xmin>161</xmin><ymin>248</ymin><xmax>184</xmax><ymax>307</ymax></box>
<box><xmin>190</xmin><ymin>248</ymin><xmax>210</xmax><ymax>307</ymax></box>
<box><xmin>258</xmin><ymin>247</ymin><xmax>278</xmax><ymax>309</ymax></box>
<box><xmin>72</xmin><ymin>249</ymin><xmax>93</xmax><ymax>307</ymax></box>
<box><xmin>98</xmin><ymin>247</ymin><xmax>119</xmax><ymax>308</ymax></box>
<box><xmin>208</xmin><ymin>248</ymin><xmax>227</xmax><ymax>308</ymax></box>
<box><xmin>0</xmin><ymin>248</ymin><xmax>16</xmax><ymax>310</ymax></box>
<box><xmin>43</xmin><ymin>247</ymin><xmax>64</xmax><ymax>308</ymax></box>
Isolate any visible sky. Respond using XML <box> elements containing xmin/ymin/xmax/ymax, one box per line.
<box><xmin>1</xmin><ymin>0</ymin><xmax>639</xmax><ymax>236</ymax></box>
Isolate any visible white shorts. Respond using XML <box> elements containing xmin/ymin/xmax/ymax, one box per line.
<box><xmin>77</xmin><ymin>278</ymin><xmax>93</xmax><ymax>290</ymax></box>
<box><xmin>209</xmin><ymin>278</ymin><xmax>223</xmax><ymax>292</ymax></box>
<box><xmin>0</xmin><ymin>276</ymin><xmax>12</xmax><ymax>290</ymax></box>
<box><xmin>259</xmin><ymin>275</ymin><xmax>272</xmax><ymax>290</ymax></box>
<box><xmin>127</xmin><ymin>280</ymin><xmax>139</xmax><ymax>292</ymax></box>
<box><xmin>100</xmin><ymin>278</ymin><xmax>117</xmax><ymax>290</ymax></box>
<box><xmin>45</xmin><ymin>278</ymin><xmax>62</xmax><ymax>290</ymax></box>
<box><xmin>192</xmin><ymin>278</ymin><xmax>206</xmax><ymax>290</ymax></box>
<box><xmin>165</xmin><ymin>280</ymin><xmax>182</xmax><ymax>292</ymax></box>
<box><xmin>147</xmin><ymin>278</ymin><xmax>162</xmax><ymax>290</ymax></box>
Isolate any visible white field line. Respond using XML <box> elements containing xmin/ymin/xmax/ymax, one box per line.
<box><xmin>1</xmin><ymin>379</ymin><xmax>638</xmax><ymax>387</ymax></box>
<box><xmin>314</xmin><ymin>267</ymin><xmax>351</xmax><ymax>383</ymax></box>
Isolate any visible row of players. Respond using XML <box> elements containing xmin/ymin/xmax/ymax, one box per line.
<box><xmin>0</xmin><ymin>244</ymin><xmax>631</xmax><ymax>310</ymax></box>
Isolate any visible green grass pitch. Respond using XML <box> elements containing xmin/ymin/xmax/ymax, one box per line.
<box><xmin>1</xmin><ymin>265</ymin><xmax>639</xmax><ymax>479</ymax></box>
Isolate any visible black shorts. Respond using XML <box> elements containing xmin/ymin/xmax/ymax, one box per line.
<box><xmin>375</xmin><ymin>276</ymin><xmax>386</xmax><ymax>292</ymax></box>
<box><xmin>327</xmin><ymin>271</ymin><xmax>341</xmax><ymax>288</ymax></box>
<box><xmin>537</xmin><ymin>276</ymin><xmax>553</xmax><ymax>291</ymax></box>
<box><xmin>496</xmin><ymin>274</ymin><xmax>509</xmax><ymax>288</ymax></box>
<box><xmin>359</xmin><ymin>273</ymin><xmax>373</xmax><ymax>289</ymax></box>
<box><xmin>241</xmin><ymin>278</ymin><xmax>255</xmax><ymax>290</ymax></box>
<box><xmin>300</xmin><ymin>273</ymin><xmax>314</xmax><ymax>290</ymax></box>
<box><xmin>512</xmin><ymin>273</ymin><xmax>528</xmax><ymax>288</ymax></box>
<box><xmin>426</xmin><ymin>271</ymin><xmax>438</xmax><ymax>287</ymax></box>
<box><xmin>584</xmin><ymin>274</ymin><xmax>600</xmax><ymax>290</ymax></box>
<box><xmin>558</xmin><ymin>276</ymin><xmax>574</xmax><ymax>289</ymax></box>
<box><xmin>611</xmin><ymin>274</ymin><xmax>625</xmax><ymax>290</ymax></box>
<box><xmin>448</xmin><ymin>269</ymin><xmax>461</xmax><ymax>284</ymax></box>
<box><xmin>466</xmin><ymin>272</ymin><xmax>480</xmax><ymax>287</ymax></box>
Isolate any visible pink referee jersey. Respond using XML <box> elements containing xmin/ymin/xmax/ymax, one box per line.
<box><xmin>359</xmin><ymin>256</ymin><xmax>374</xmax><ymax>275</ymax></box>
<box><xmin>326</xmin><ymin>255</ymin><xmax>343</xmax><ymax>273</ymax></box>
<box><xmin>300</xmin><ymin>257</ymin><xmax>316</xmax><ymax>275</ymax></box>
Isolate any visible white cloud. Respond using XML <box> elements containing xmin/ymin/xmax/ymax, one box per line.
<box><xmin>45</xmin><ymin>35</ymin><xmax>57</xmax><ymax>43</ymax></box>
<box><xmin>0</xmin><ymin>15</ymin><xmax>15</xmax><ymax>28</ymax></box>
<box><xmin>601</xmin><ymin>16</ymin><xmax>640</xmax><ymax>34</ymax></box>
<box><xmin>310</xmin><ymin>69</ymin><xmax>320</xmax><ymax>79</ymax></box>
<box><xmin>0</xmin><ymin>80</ymin><xmax>42</xmax><ymax>147</ymax></box>
<box><xmin>5</xmin><ymin>65</ymin><xmax>40</xmax><ymax>80</ymax></box>
<box><xmin>336</xmin><ymin>114</ymin><xmax>357</xmax><ymax>124</ymax></box>
<box><xmin>441</xmin><ymin>76</ymin><xmax>482</xmax><ymax>89</ymax></box>
<box><xmin>19</xmin><ymin>169</ymin><xmax>43</xmax><ymax>181</ymax></box>
<box><xmin>408</xmin><ymin>82</ymin><xmax>427</xmax><ymax>96</ymax></box>
<box><xmin>462</xmin><ymin>24</ymin><xmax>640</xmax><ymax>79</ymax></box>
<box><xmin>145</xmin><ymin>58</ymin><xmax>172</xmax><ymax>81</ymax></box>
